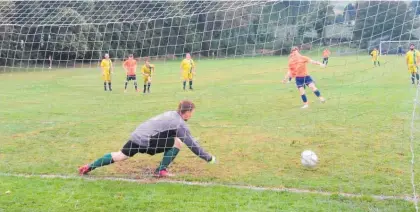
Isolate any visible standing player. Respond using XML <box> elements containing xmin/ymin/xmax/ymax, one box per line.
<box><xmin>101</xmin><ymin>53</ymin><xmax>113</xmax><ymax>91</ymax></box>
<box><xmin>180</xmin><ymin>53</ymin><xmax>195</xmax><ymax>90</ymax></box>
<box><xmin>78</xmin><ymin>100</ymin><xmax>216</xmax><ymax>177</ymax></box>
<box><xmin>370</xmin><ymin>48</ymin><xmax>380</xmax><ymax>67</ymax></box>
<box><xmin>141</xmin><ymin>59</ymin><xmax>155</xmax><ymax>93</ymax></box>
<box><xmin>123</xmin><ymin>54</ymin><xmax>138</xmax><ymax>92</ymax></box>
<box><xmin>406</xmin><ymin>44</ymin><xmax>420</xmax><ymax>85</ymax></box>
<box><xmin>282</xmin><ymin>47</ymin><xmax>326</xmax><ymax>109</ymax></box>
<box><xmin>322</xmin><ymin>48</ymin><xmax>331</xmax><ymax>66</ymax></box>
<box><xmin>398</xmin><ymin>45</ymin><xmax>404</xmax><ymax>56</ymax></box>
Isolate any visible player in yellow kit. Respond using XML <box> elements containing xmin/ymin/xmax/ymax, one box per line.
<box><xmin>101</xmin><ymin>53</ymin><xmax>113</xmax><ymax>91</ymax></box>
<box><xmin>180</xmin><ymin>53</ymin><xmax>195</xmax><ymax>90</ymax></box>
<box><xmin>406</xmin><ymin>44</ymin><xmax>420</xmax><ymax>85</ymax></box>
<box><xmin>141</xmin><ymin>59</ymin><xmax>154</xmax><ymax>93</ymax></box>
<box><xmin>370</xmin><ymin>48</ymin><xmax>380</xmax><ymax>67</ymax></box>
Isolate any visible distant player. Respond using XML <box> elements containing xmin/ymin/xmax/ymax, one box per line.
<box><xmin>322</xmin><ymin>48</ymin><xmax>331</xmax><ymax>65</ymax></box>
<box><xmin>370</xmin><ymin>48</ymin><xmax>380</xmax><ymax>67</ymax></box>
<box><xmin>282</xmin><ymin>47</ymin><xmax>326</xmax><ymax>109</ymax></box>
<box><xmin>406</xmin><ymin>44</ymin><xmax>420</xmax><ymax>85</ymax></box>
<box><xmin>78</xmin><ymin>100</ymin><xmax>216</xmax><ymax>178</ymax></box>
<box><xmin>398</xmin><ymin>45</ymin><xmax>403</xmax><ymax>56</ymax></box>
<box><xmin>101</xmin><ymin>54</ymin><xmax>113</xmax><ymax>91</ymax></box>
<box><xmin>141</xmin><ymin>59</ymin><xmax>154</xmax><ymax>93</ymax></box>
<box><xmin>123</xmin><ymin>54</ymin><xmax>138</xmax><ymax>92</ymax></box>
<box><xmin>180</xmin><ymin>53</ymin><xmax>195</xmax><ymax>90</ymax></box>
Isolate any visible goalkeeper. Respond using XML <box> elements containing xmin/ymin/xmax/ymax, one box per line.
<box><xmin>79</xmin><ymin>100</ymin><xmax>216</xmax><ymax>178</ymax></box>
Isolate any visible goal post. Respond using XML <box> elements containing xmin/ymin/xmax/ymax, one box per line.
<box><xmin>380</xmin><ymin>40</ymin><xmax>420</xmax><ymax>55</ymax></box>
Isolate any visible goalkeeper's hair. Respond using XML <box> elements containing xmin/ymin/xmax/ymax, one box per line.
<box><xmin>178</xmin><ymin>100</ymin><xmax>195</xmax><ymax>114</ymax></box>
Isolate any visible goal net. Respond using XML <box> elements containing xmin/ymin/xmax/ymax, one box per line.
<box><xmin>1</xmin><ymin>0</ymin><xmax>420</xmax><ymax>211</ymax></box>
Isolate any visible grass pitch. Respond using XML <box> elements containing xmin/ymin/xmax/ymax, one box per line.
<box><xmin>0</xmin><ymin>54</ymin><xmax>418</xmax><ymax>211</ymax></box>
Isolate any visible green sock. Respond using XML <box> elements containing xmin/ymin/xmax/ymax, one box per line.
<box><xmin>156</xmin><ymin>148</ymin><xmax>180</xmax><ymax>172</ymax></box>
<box><xmin>89</xmin><ymin>153</ymin><xmax>114</xmax><ymax>171</ymax></box>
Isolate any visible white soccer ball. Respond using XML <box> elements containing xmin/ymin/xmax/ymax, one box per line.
<box><xmin>301</xmin><ymin>150</ymin><xmax>318</xmax><ymax>168</ymax></box>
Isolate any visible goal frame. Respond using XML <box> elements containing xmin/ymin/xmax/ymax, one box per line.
<box><xmin>379</xmin><ymin>40</ymin><xmax>415</xmax><ymax>55</ymax></box>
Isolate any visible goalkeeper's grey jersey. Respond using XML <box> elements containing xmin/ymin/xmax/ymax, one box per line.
<box><xmin>130</xmin><ymin>111</ymin><xmax>212</xmax><ymax>162</ymax></box>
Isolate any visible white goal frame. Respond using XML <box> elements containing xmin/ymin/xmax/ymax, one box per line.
<box><xmin>379</xmin><ymin>40</ymin><xmax>416</xmax><ymax>55</ymax></box>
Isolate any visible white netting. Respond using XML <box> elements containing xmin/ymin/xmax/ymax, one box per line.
<box><xmin>1</xmin><ymin>0</ymin><xmax>420</xmax><ymax>211</ymax></box>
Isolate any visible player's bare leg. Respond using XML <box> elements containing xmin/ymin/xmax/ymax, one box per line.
<box><xmin>298</xmin><ymin>87</ymin><xmax>309</xmax><ymax>109</ymax></box>
<box><xmin>308</xmin><ymin>83</ymin><xmax>325</xmax><ymax>103</ymax></box>
<box><xmin>411</xmin><ymin>73</ymin><xmax>415</xmax><ymax>84</ymax></box>
<box><xmin>154</xmin><ymin>137</ymin><xmax>183</xmax><ymax>178</ymax></box>
<box><xmin>147</xmin><ymin>77</ymin><xmax>151</xmax><ymax>93</ymax></box>
<box><xmin>79</xmin><ymin>151</ymin><xmax>129</xmax><ymax>175</ymax></box>
<box><xmin>134</xmin><ymin>80</ymin><xmax>138</xmax><ymax>92</ymax></box>
<box><xmin>124</xmin><ymin>79</ymin><xmax>129</xmax><ymax>92</ymax></box>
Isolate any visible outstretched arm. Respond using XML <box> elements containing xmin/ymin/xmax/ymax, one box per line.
<box><xmin>176</xmin><ymin>126</ymin><xmax>213</xmax><ymax>162</ymax></box>
<box><xmin>310</xmin><ymin>60</ymin><xmax>323</xmax><ymax>66</ymax></box>
<box><xmin>282</xmin><ymin>69</ymin><xmax>291</xmax><ymax>83</ymax></box>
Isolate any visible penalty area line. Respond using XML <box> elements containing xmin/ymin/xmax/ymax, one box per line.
<box><xmin>0</xmin><ymin>172</ymin><xmax>416</xmax><ymax>203</ymax></box>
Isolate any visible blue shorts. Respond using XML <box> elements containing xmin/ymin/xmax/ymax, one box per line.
<box><xmin>295</xmin><ymin>76</ymin><xmax>314</xmax><ymax>88</ymax></box>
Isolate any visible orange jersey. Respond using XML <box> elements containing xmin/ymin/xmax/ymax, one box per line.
<box><xmin>322</xmin><ymin>50</ymin><xmax>331</xmax><ymax>58</ymax></box>
<box><xmin>288</xmin><ymin>52</ymin><xmax>311</xmax><ymax>77</ymax></box>
<box><xmin>123</xmin><ymin>58</ymin><xmax>137</xmax><ymax>75</ymax></box>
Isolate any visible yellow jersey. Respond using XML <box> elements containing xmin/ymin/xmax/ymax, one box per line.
<box><xmin>180</xmin><ymin>59</ymin><xmax>195</xmax><ymax>73</ymax></box>
<box><xmin>370</xmin><ymin>50</ymin><xmax>379</xmax><ymax>57</ymax></box>
<box><xmin>406</xmin><ymin>50</ymin><xmax>420</xmax><ymax>65</ymax></box>
<box><xmin>100</xmin><ymin>59</ymin><xmax>112</xmax><ymax>73</ymax></box>
<box><xmin>141</xmin><ymin>64</ymin><xmax>154</xmax><ymax>76</ymax></box>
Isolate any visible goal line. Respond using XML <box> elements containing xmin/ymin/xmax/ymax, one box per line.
<box><xmin>0</xmin><ymin>172</ymin><xmax>415</xmax><ymax>203</ymax></box>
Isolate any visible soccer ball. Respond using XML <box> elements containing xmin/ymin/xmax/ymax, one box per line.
<box><xmin>301</xmin><ymin>150</ymin><xmax>318</xmax><ymax>168</ymax></box>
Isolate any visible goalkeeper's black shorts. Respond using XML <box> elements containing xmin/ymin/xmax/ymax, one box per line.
<box><xmin>121</xmin><ymin>137</ymin><xmax>175</xmax><ymax>157</ymax></box>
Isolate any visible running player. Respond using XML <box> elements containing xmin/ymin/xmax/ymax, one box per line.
<box><xmin>283</xmin><ymin>47</ymin><xmax>326</xmax><ymax>109</ymax></box>
<box><xmin>322</xmin><ymin>48</ymin><xmax>331</xmax><ymax>66</ymax></box>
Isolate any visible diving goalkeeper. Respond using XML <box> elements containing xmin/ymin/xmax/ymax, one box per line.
<box><xmin>78</xmin><ymin>100</ymin><xmax>216</xmax><ymax>178</ymax></box>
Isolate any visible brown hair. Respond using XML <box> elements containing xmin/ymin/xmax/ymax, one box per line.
<box><xmin>178</xmin><ymin>100</ymin><xmax>195</xmax><ymax>114</ymax></box>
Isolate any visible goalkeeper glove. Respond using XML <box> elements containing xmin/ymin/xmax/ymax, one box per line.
<box><xmin>209</xmin><ymin>156</ymin><xmax>216</xmax><ymax>164</ymax></box>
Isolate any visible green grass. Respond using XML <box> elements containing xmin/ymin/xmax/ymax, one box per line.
<box><xmin>0</xmin><ymin>175</ymin><xmax>413</xmax><ymax>212</ymax></box>
<box><xmin>0</xmin><ymin>55</ymin><xmax>419</xmax><ymax>211</ymax></box>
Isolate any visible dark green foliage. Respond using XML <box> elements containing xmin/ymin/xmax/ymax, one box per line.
<box><xmin>353</xmin><ymin>1</ymin><xmax>419</xmax><ymax>49</ymax></box>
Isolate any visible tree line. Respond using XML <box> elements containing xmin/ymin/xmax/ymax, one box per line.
<box><xmin>0</xmin><ymin>1</ymin><xmax>418</xmax><ymax>66</ymax></box>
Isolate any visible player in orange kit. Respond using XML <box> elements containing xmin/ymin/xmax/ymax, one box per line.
<box><xmin>123</xmin><ymin>54</ymin><xmax>138</xmax><ymax>92</ymax></box>
<box><xmin>283</xmin><ymin>47</ymin><xmax>326</xmax><ymax>109</ymax></box>
<box><xmin>322</xmin><ymin>48</ymin><xmax>331</xmax><ymax>66</ymax></box>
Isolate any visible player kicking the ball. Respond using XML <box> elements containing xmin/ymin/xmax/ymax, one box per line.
<box><xmin>123</xmin><ymin>54</ymin><xmax>138</xmax><ymax>92</ymax></box>
<box><xmin>78</xmin><ymin>100</ymin><xmax>216</xmax><ymax>177</ymax></box>
<box><xmin>283</xmin><ymin>47</ymin><xmax>326</xmax><ymax>109</ymax></box>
